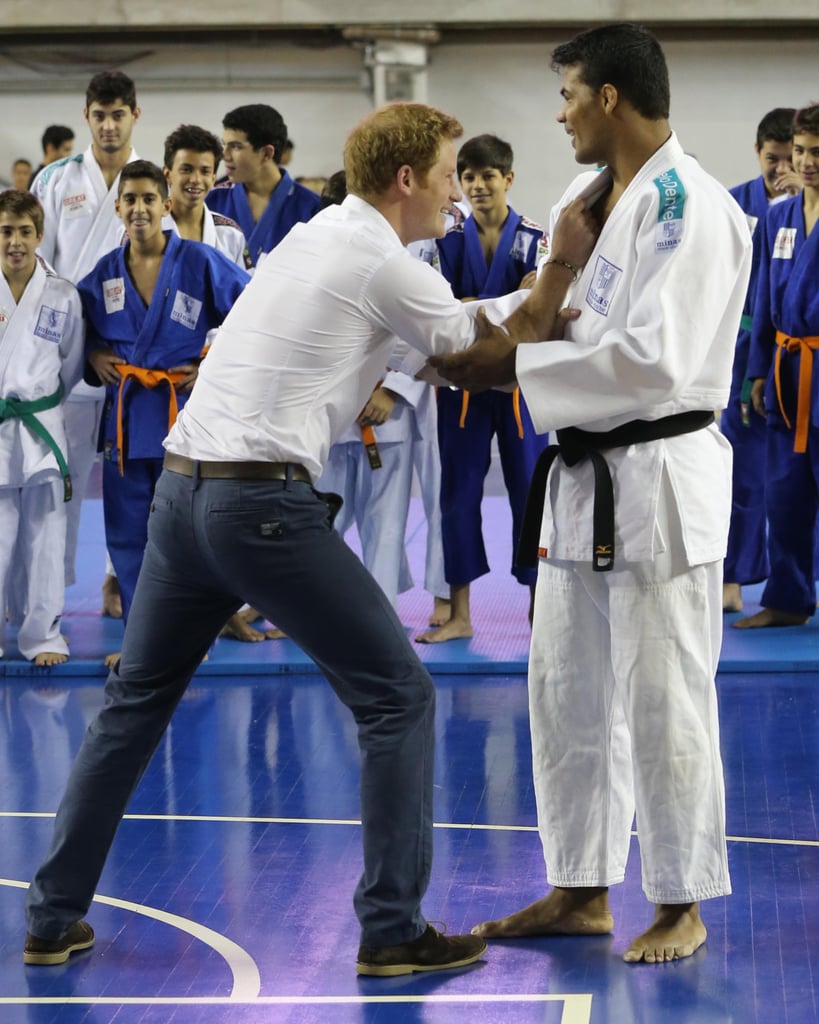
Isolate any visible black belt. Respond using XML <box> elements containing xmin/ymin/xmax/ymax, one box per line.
<box><xmin>163</xmin><ymin>452</ymin><xmax>311</xmax><ymax>483</ymax></box>
<box><xmin>516</xmin><ymin>410</ymin><xmax>715</xmax><ymax>573</ymax></box>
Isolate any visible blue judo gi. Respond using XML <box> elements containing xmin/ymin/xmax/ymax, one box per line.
<box><xmin>747</xmin><ymin>195</ymin><xmax>819</xmax><ymax>617</ymax></box>
<box><xmin>206</xmin><ymin>170</ymin><xmax>320</xmax><ymax>267</ymax></box>
<box><xmin>722</xmin><ymin>176</ymin><xmax>775</xmax><ymax>586</ymax></box>
<box><xmin>78</xmin><ymin>232</ymin><xmax>249</xmax><ymax>619</ymax></box>
<box><xmin>435</xmin><ymin>208</ymin><xmax>549</xmax><ymax>586</ymax></box>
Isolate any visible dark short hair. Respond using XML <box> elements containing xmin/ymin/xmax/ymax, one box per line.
<box><xmin>755</xmin><ymin>108</ymin><xmax>797</xmax><ymax>148</ymax></box>
<box><xmin>85</xmin><ymin>70</ymin><xmax>137</xmax><ymax>112</ymax></box>
<box><xmin>793</xmin><ymin>103</ymin><xmax>819</xmax><ymax>140</ymax></box>
<box><xmin>551</xmin><ymin>22</ymin><xmax>670</xmax><ymax>121</ymax></box>
<box><xmin>222</xmin><ymin>104</ymin><xmax>288</xmax><ymax>161</ymax></box>
<box><xmin>163</xmin><ymin>124</ymin><xmax>222</xmax><ymax>171</ymax></box>
<box><xmin>12</xmin><ymin>158</ymin><xmax>32</xmax><ymax>170</ymax></box>
<box><xmin>457</xmin><ymin>134</ymin><xmax>514</xmax><ymax>177</ymax></box>
<box><xmin>0</xmin><ymin>189</ymin><xmax>45</xmax><ymax>234</ymax></box>
<box><xmin>320</xmin><ymin>170</ymin><xmax>347</xmax><ymax>208</ymax></box>
<box><xmin>41</xmin><ymin>125</ymin><xmax>75</xmax><ymax>152</ymax></box>
<box><xmin>117</xmin><ymin>159</ymin><xmax>168</xmax><ymax>198</ymax></box>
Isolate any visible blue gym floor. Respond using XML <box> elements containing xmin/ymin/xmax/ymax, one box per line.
<box><xmin>0</xmin><ymin>490</ymin><xmax>817</xmax><ymax>1022</ymax></box>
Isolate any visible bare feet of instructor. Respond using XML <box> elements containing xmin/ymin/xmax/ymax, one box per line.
<box><xmin>471</xmin><ymin>887</ymin><xmax>613</xmax><ymax>939</ymax></box>
<box><xmin>471</xmin><ymin>888</ymin><xmax>706</xmax><ymax>963</ymax></box>
<box><xmin>622</xmin><ymin>902</ymin><xmax>707</xmax><ymax>963</ymax></box>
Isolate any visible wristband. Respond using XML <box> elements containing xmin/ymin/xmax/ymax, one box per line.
<box><xmin>545</xmin><ymin>257</ymin><xmax>581</xmax><ymax>281</ymax></box>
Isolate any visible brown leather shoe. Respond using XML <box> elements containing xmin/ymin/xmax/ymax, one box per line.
<box><xmin>356</xmin><ymin>924</ymin><xmax>487</xmax><ymax>976</ymax></box>
<box><xmin>23</xmin><ymin>921</ymin><xmax>95</xmax><ymax>965</ymax></box>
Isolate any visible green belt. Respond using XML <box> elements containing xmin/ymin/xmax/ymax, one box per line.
<box><xmin>740</xmin><ymin>313</ymin><xmax>753</xmax><ymax>332</ymax></box>
<box><xmin>0</xmin><ymin>387</ymin><xmax>72</xmax><ymax>501</ymax></box>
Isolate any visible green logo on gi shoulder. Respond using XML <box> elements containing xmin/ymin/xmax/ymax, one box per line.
<box><xmin>653</xmin><ymin>168</ymin><xmax>686</xmax><ymax>252</ymax></box>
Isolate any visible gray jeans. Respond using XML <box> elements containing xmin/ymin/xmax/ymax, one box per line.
<box><xmin>26</xmin><ymin>467</ymin><xmax>435</xmax><ymax>947</ymax></box>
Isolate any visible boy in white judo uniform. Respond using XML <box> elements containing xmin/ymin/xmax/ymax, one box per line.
<box><xmin>161</xmin><ymin>124</ymin><xmax>249</xmax><ymax>270</ymax></box>
<box><xmin>0</xmin><ymin>191</ymin><xmax>84</xmax><ymax>665</ymax></box>
<box><xmin>431</xmin><ymin>23</ymin><xmax>752</xmax><ymax>963</ymax></box>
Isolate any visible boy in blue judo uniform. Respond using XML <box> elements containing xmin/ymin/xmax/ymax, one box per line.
<box><xmin>722</xmin><ymin>107</ymin><xmax>799</xmax><ymax>613</ymax></box>
<box><xmin>739</xmin><ymin>104</ymin><xmax>819</xmax><ymax>628</ymax></box>
<box><xmin>207</xmin><ymin>104</ymin><xmax>320</xmax><ymax>268</ymax></box>
<box><xmin>78</xmin><ymin>160</ymin><xmax>249</xmax><ymax>660</ymax></box>
<box><xmin>419</xmin><ymin>134</ymin><xmax>548</xmax><ymax>644</ymax></box>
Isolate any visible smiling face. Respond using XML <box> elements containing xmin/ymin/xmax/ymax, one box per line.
<box><xmin>405</xmin><ymin>139</ymin><xmax>461</xmax><ymax>242</ymax></box>
<box><xmin>792</xmin><ymin>132</ymin><xmax>819</xmax><ymax>193</ymax></box>
<box><xmin>115</xmin><ymin>178</ymin><xmax>171</xmax><ymax>244</ymax></box>
<box><xmin>84</xmin><ymin>99</ymin><xmax>139</xmax><ymax>157</ymax></box>
<box><xmin>556</xmin><ymin>65</ymin><xmax>609</xmax><ymax>166</ymax></box>
<box><xmin>164</xmin><ymin>148</ymin><xmax>218</xmax><ymax>215</ymax></box>
<box><xmin>0</xmin><ymin>212</ymin><xmax>41</xmax><ymax>281</ymax></box>
<box><xmin>756</xmin><ymin>139</ymin><xmax>794</xmax><ymax>198</ymax></box>
<box><xmin>458</xmin><ymin>165</ymin><xmax>513</xmax><ymax>218</ymax></box>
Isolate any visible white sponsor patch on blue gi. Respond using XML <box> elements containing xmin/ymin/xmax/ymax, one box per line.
<box><xmin>103</xmin><ymin>277</ymin><xmax>125</xmax><ymax>315</ymax></box>
<box><xmin>510</xmin><ymin>230</ymin><xmax>534</xmax><ymax>263</ymax></box>
<box><xmin>654</xmin><ymin>168</ymin><xmax>686</xmax><ymax>252</ymax></box>
<box><xmin>171</xmin><ymin>290</ymin><xmax>202</xmax><ymax>330</ymax></box>
<box><xmin>34</xmin><ymin>305</ymin><xmax>66</xmax><ymax>343</ymax></box>
<box><xmin>772</xmin><ymin>227</ymin><xmax>796</xmax><ymax>260</ymax></box>
<box><xmin>586</xmin><ymin>255</ymin><xmax>622</xmax><ymax>316</ymax></box>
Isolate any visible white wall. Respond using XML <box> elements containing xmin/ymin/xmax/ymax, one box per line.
<box><xmin>0</xmin><ymin>33</ymin><xmax>813</xmax><ymax>221</ymax></box>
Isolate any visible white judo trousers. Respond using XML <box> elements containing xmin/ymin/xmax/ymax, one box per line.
<box><xmin>0</xmin><ymin>480</ymin><xmax>68</xmax><ymax>661</ymax></box>
<box><xmin>529</xmin><ymin>471</ymin><xmax>730</xmax><ymax>903</ymax></box>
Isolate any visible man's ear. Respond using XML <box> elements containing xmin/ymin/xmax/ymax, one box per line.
<box><xmin>600</xmin><ymin>83</ymin><xmax>618</xmax><ymax>114</ymax></box>
<box><xmin>395</xmin><ymin>163</ymin><xmax>414</xmax><ymax>195</ymax></box>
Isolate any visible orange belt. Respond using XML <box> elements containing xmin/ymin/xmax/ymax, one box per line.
<box><xmin>114</xmin><ymin>364</ymin><xmax>188</xmax><ymax>474</ymax></box>
<box><xmin>458</xmin><ymin>388</ymin><xmax>524</xmax><ymax>439</ymax></box>
<box><xmin>360</xmin><ymin>423</ymin><xmax>382</xmax><ymax>469</ymax></box>
<box><xmin>774</xmin><ymin>330</ymin><xmax>819</xmax><ymax>453</ymax></box>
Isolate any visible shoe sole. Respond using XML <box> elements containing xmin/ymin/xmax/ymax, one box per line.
<box><xmin>23</xmin><ymin>935</ymin><xmax>95</xmax><ymax>966</ymax></box>
<box><xmin>356</xmin><ymin>941</ymin><xmax>487</xmax><ymax>977</ymax></box>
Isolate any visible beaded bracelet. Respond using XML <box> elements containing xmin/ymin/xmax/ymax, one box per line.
<box><xmin>545</xmin><ymin>257</ymin><xmax>581</xmax><ymax>281</ymax></box>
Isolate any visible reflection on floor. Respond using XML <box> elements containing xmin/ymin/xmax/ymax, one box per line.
<box><xmin>0</xmin><ymin>671</ymin><xmax>817</xmax><ymax>1023</ymax></box>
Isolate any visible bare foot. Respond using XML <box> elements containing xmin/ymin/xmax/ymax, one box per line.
<box><xmin>471</xmin><ymin>887</ymin><xmax>613</xmax><ymax>938</ymax></box>
<box><xmin>33</xmin><ymin>652</ymin><xmax>68</xmax><ymax>667</ymax></box>
<box><xmin>723</xmin><ymin>582</ymin><xmax>743</xmax><ymax>613</ymax></box>
<box><xmin>238</xmin><ymin>607</ymin><xmax>261</xmax><ymax>624</ymax></box>
<box><xmin>429</xmin><ymin>597</ymin><xmax>451</xmax><ymax>627</ymax></box>
<box><xmin>220</xmin><ymin>613</ymin><xmax>268</xmax><ymax>642</ymax></box>
<box><xmin>263</xmin><ymin>627</ymin><xmax>287</xmax><ymax>639</ymax></box>
<box><xmin>732</xmin><ymin>608</ymin><xmax>810</xmax><ymax>629</ymax></box>
<box><xmin>623</xmin><ymin>903</ymin><xmax>706</xmax><ymax>963</ymax></box>
<box><xmin>101</xmin><ymin>574</ymin><xmax>123</xmax><ymax>619</ymax></box>
<box><xmin>416</xmin><ymin>617</ymin><xmax>473</xmax><ymax>644</ymax></box>
<box><xmin>104</xmin><ymin>651</ymin><xmax>121</xmax><ymax>669</ymax></box>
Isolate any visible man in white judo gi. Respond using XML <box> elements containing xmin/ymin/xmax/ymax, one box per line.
<box><xmin>430</xmin><ymin>23</ymin><xmax>752</xmax><ymax>963</ymax></box>
<box><xmin>31</xmin><ymin>70</ymin><xmax>142</xmax><ymax>616</ymax></box>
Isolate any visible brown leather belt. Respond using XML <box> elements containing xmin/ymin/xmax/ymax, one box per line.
<box><xmin>163</xmin><ymin>452</ymin><xmax>311</xmax><ymax>483</ymax></box>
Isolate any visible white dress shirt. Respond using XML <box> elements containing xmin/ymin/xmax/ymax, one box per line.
<box><xmin>166</xmin><ymin>195</ymin><xmax>493</xmax><ymax>481</ymax></box>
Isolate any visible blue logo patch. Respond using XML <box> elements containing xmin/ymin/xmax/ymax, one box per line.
<box><xmin>586</xmin><ymin>255</ymin><xmax>622</xmax><ymax>316</ymax></box>
<box><xmin>34</xmin><ymin>305</ymin><xmax>67</xmax><ymax>343</ymax></box>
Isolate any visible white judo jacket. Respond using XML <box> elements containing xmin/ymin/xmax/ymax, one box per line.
<box><xmin>0</xmin><ymin>262</ymin><xmax>85</xmax><ymax>485</ymax></box>
<box><xmin>516</xmin><ymin>133</ymin><xmax>752</xmax><ymax>567</ymax></box>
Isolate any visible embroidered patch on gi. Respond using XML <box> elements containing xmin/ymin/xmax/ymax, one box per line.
<box><xmin>103</xmin><ymin>277</ymin><xmax>126</xmax><ymax>315</ymax></box>
<box><xmin>170</xmin><ymin>290</ymin><xmax>203</xmax><ymax>330</ymax></box>
<box><xmin>34</xmin><ymin>305</ymin><xmax>67</xmax><ymax>343</ymax></box>
<box><xmin>510</xmin><ymin>230</ymin><xmax>534</xmax><ymax>263</ymax></box>
<box><xmin>61</xmin><ymin>193</ymin><xmax>91</xmax><ymax>219</ymax></box>
<box><xmin>772</xmin><ymin>226</ymin><xmax>796</xmax><ymax>260</ymax></box>
<box><xmin>653</xmin><ymin>168</ymin><xmax>687</xmax><ymax>252</ymax></box>
<box><xmin>586</xmin><ymin>255</ymin><xmax>623</xmax><ymax>316</ymax></box>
